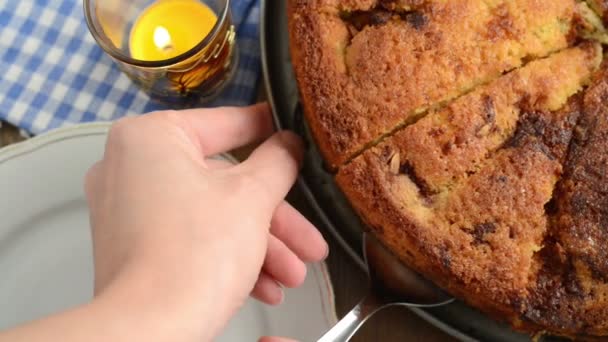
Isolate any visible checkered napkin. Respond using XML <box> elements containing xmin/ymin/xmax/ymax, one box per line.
<box><xmin>0</xmin><ymin>0</ymin><xmax>261</xmax><ymax>135</ymax></box>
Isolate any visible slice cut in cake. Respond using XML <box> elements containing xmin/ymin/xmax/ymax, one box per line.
<box><xmin>335</xmin><ymin>43</ymin><xmax>604</xmax><ymax>337</ymax></box>
<box><xmin>520</xmin><ymin>62</ymin><xmax>608</xmax><ymax>337</ymax></box>
<box><xmin>367</xmin><ymin>43</ymin><xmax>602</xmax><ymax>195</ymax></box>
<box><xmin>289</xmin><ymin>0</ymin><xmax>608</xmax><ymax>338</ymax></box>
<box><xmin>288</xmin><ymin>0</ymin><xmax>594</xmax><ymax>167</ymax></box>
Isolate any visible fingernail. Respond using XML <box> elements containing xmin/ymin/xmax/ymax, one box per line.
<box><xmin>323</xmin><ymin>242</ymin><xmax>330</xmax><ymax>260</ymax></box>
<box><xmin>274</xmin><ymin>280</ymin><xmax>285</xmax><ymax>305</ymax></box>
<box><xmin>278</xmin><ymin>131</ymin><xmax>304</xmax><ymax>162</ymax></box>
<box><xmin>278</xmin><ymin>131</ymin><xmax>302</xmax><ymax>148</ymax></box>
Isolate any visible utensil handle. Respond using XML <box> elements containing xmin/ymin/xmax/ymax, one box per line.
<box><xmin>317</xmin><ymin>294</ymin><xmax>385</xmax><ymax>342</ymax></box>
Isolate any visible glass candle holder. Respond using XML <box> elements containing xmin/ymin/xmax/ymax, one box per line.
<box><xmin>84</xmin><ymin>0</ymin><xmax>238</xmax><ymax>107</ymax></box>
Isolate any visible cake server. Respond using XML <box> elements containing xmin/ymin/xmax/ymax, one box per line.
<box><xmin>317</xmin><ymin>233</ymin><xmax>454</xmax><ymax>342</ymax></box>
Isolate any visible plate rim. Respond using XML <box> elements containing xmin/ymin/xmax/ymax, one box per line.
<box><xmin>0</xmin><ymin>122</ymin><xmax>111</xmax><ymax>164</ymax></box>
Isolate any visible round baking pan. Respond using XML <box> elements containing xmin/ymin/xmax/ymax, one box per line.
<box><xmin>259</xmin><ymin>1</ymin><xmax>570</xmax><ymax>341</ymax></box>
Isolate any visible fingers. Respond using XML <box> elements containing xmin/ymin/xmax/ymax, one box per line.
<box><xmin>263</xmin><ymin>235</ymin><xmax>307</xmax><ymax>288</ymax></box>
<box><xmin>84</xmin><ymin>161</ymin><xmax>104</xmax><ymax>211</ymax></box>
<box><xmin>84</xmin><ymin>161</ymin><xmax>102</xmax><ymax>197</ymax></box>
<box><xmin>235</xmin><ymin>131</ymin><xmax>303</xmax><ymax>213</ymax></box>
<box><xmin>176</xmin><ymin>103</ymin><xmax>274</xmax><ymax>156</ymax></box>
<box><xmin>207</xmin><ymin>148</ymin><xmax>327</xmax><ymax>264</ymax></box>
<box><xmin>271</xmin><ymin>202</ymin><xmax>328</xmax><ymax>262</ymax></box>
<box><xmin>251</xmin><ymin>272</ymin><xmax>284</xmax><ymax>306</ymax></box>
<box><xmin>259</xmin><ymin>337</ymin><xmax>298</xmax><ymax>342</ymax></box>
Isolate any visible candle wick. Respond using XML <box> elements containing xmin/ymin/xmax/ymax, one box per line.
<box><xmin>153</xmin><ymin>26</ymin><xmax>173</xmax><ymax>52</ymax></box>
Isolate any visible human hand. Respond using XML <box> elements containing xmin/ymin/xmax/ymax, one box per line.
<box><xmin>84</xmin><ymin>103</ymin><xmax>328</xmax><ymax>341</ymax></box>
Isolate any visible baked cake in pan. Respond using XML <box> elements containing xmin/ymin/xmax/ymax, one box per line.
<box><xmin>288</xmin><ymin>0</ymin><xmax>608</xmax><ymax>338</ymax></box>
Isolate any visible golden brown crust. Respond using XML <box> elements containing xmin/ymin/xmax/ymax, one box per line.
<box><xmin>521</xmin><ymin>62</ymin><xmax>608</xmax><ymax>337</ymax></box>
<box><xmin>288</xmin><ymin>0</ymin><xmax>579</xmax><ymax>167</ymax></box>
<box><xmin>335</xmin><ymin>46</ymin><xmax>608</xmax><ymax>337</ymax></box>
<box><xmin>289</xmin><ymin>0</ymin><xmax>608</xmax><ymax>337</ymax></box>
<box><xmin>378</xmin><ymin>44</ymin><xmax>601</xmax><ymax>194</ymax></box>
<box><xmin>336</xmin><ymin>116</ymin><xmax>571</xmax><ymax>327</ymax></box>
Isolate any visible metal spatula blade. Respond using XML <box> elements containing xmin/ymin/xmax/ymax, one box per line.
<box><xmin>317</xmin><ymin>233</ymin><xmax>454</xmax><ymax>342</ymax></box>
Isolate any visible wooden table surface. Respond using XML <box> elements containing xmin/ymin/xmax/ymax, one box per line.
<box><xmin>0</xmin><ymin>121</ymin><xmax>457</xmax><ymax>341</ymax></box>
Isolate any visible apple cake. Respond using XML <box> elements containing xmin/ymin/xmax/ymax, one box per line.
<box><xmin>288</xmin><ymin>0</ymin><xmax>608</xmax><ymax>338</ymax></box>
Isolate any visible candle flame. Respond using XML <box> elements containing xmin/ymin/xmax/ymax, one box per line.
<box><xmin>153</xmin><ymin>26</ymin><xmax>173</xmax><ymax>52</ymax></box>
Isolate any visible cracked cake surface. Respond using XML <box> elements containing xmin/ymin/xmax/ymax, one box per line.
<box><xmin>288</xmin><ymin>0</ymin><xmax>590</xmax><ymax>167</ymax></box>
<box><xmin>288</xmin><ymin>0</ymin><xmax>608</xmax><ymax>338</ymax></box>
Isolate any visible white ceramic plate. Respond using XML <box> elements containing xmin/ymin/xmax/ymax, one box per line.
<box><xmin>0</xmin><ymin>122</ymin><xmax>337</xmax><ymax>341</ymax></box>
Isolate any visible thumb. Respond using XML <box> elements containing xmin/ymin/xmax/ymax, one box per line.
<box><xmin>235</xmin><ymin>131</ymin><xmax>304</xmax><ymax>213</ymax></box>
<box><xmin>258</xmin><ymin>337</ymin><xmax>299</xmax><ymax>342</ymax></box>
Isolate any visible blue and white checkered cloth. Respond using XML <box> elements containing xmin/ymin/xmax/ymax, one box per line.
<box><xmin>0</xmin><ymin>0</ymin><xmax>261</xmax><ymax>135</ymax></box>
